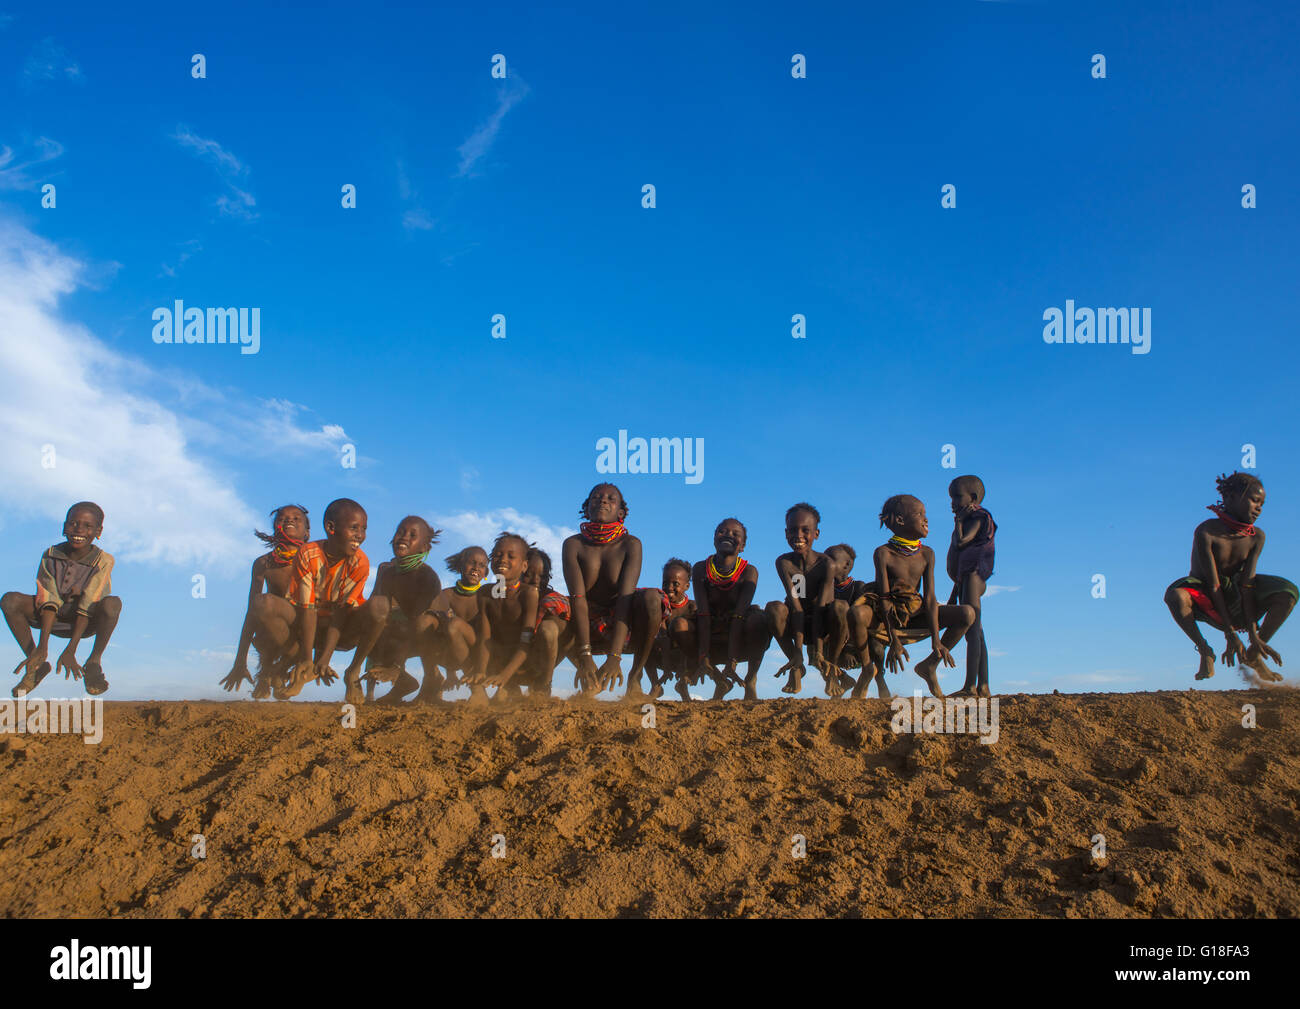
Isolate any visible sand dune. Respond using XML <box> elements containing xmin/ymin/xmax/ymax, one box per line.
<box><xmin>0</xmin><ymin>689</ymin><xmax>1296</xmax><ymax>918</ymax></box>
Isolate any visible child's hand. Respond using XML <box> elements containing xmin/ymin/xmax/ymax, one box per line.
<box><xmin>599</xmin><ymin>654</ymin><xmax>624</xmax><ymax>690</ymax></box>
<box><xmin>219</xmin><ymin>663</ymin><xmax>254</xmax><ymax>692</ymax></box>
<box><xmin>721</xmin><ymin>658</ymin><xmax>741</xmax><ymax>684</ymax></box>
<box><xmin>57</xmin><ymin>646</ymin><xmax>83</xmax><ymax>680</ymax></box>
<box><xmin>933</xmin><ymin>644</ymin><xmax>956</xmax><ymax>668</ymax></box>
<box><xmin>695</xmin><ymin>657</ymin><xmax>716</xmax><ymax>685</ymax></box>
<box><xmin>1221</xmin><ymin>633</ymin><xmax>1247</xmax><ymax>667</ymax></box>
<box><xmin>1248</xmin><ymin>632</ymin><xmax>1283</xmax><ymax>666</ymax></box>
<box><xmin>885</xmin><ymin>640</ymin><xmax>909</xmax><ymax>674</ymax></box>
<box><xmin>774</xmin><ymin>659</ymin><xmax>804</xmax><ymax>679</ymax></box>
<box><xmin>574</xmin><ymin>653</ymin><xmax>600</xmax><ymax>691</ymax></box>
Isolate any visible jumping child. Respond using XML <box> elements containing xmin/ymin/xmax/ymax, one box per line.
<box><xmin>692</xmin><ymin>519</ymin><xmax>768</xmax><ymax>700</ymax></box>
<box><xmin>765</xmin><ymin>503</ymin><xmax>842</xmax><ymax>695</ymax></box>
<box><xmin>247</xmin><ymin>498</ymin><xmax>370</xmax><ymax>702</ymax></box>
<box><xmin>467</xmin><ymin>532</ymin><xmax>540</xmax><ymax>704</ymax></box>
<box><xmin>221</xmin><ymin>504</ymin><xmax>309</xmax><ymax>696</ymax></box>
<box><xmin>864</xmin><ymin>495</ymin><xmax>975</xmax><ymax>698</ymax></box>
<box><xmin>643</xmin><ymin>558</ymin><xmax>696</xmax><ymax>700</ymax></box>
<box><xmin>417</xmin><ymin>546</ymin><xmax>490</xmax><ymax>702</ymax></box>
<box><xmin>1163</xmin><ymin>471</ymin><xmax>1296</xmax><ymax>683</ymax></box>
<box><xmin>825</xmin><ymin>543</ymin><xmax>880</xmax><ymax>699</ymax></box>
<box><xmin>522</xmin><ymin>546</ymin><xmax>572</xmax><ymax>696</ymax></box>
<box><xmin>351</xmin><ymin>516</ymin><xmax>442</xmax><ymax>705</ymax></box>
<box><xmin>3</xmin><ymin>502</ymin><xmax>120</xmax><ymax>696</ymax></box>
<box><xmin>561</xmin><ymin>483</ymin><xmax>658</xmax><ymax>696</ymax></box>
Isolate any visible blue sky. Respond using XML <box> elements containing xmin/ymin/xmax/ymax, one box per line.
<box><xmin>1</xmin><ymin>0</ymin><xmax>1297</xmax><ymax>699</ymax></box>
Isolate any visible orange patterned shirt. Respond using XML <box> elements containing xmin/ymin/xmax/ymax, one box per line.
<box><xmin>291</xmin><ymin>541</ymin><xmax>369</xmax><ymax>614</ymax></box>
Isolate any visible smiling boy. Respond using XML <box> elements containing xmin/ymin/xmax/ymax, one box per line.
<box><xmin>3</xmin><ymin>502</ymin><xmax>120</xmax><ymax>696</ymax></box>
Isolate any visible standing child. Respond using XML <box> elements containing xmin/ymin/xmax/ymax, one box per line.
<box><xmin>3</xmin><ymin>502</ymin><xmax>120</xmax><ymax>696</ymax></box>
<box><xmin>1164</xmin><ymin>472</ymin><xmax>1296</xmax><ymax>683</ymax></box>
<box><xmin>220</xmin><ymin>504</ymin><xmax>309</xmax><ymax>696</ymax></box>
<box><xmin>945</xmin><ymin>476</ymin><xmax>997</xmax><ymax>698</ymax></box>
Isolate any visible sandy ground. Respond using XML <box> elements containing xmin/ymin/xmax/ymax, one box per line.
<box><xmin>0</xmin><ymin>689</ymin><xmax>1296</xmax><ymax>918</ymax></box>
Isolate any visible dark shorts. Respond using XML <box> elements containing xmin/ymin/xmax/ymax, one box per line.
<box><xmin>29</xmin><ymin>601</ymin><xmax>102</xmax><ymax>636</ymax></box>
<box><xmin>1170</xmin><ymin>574</ymin><xmax>1298</xmax><ymax>630</ymax></box>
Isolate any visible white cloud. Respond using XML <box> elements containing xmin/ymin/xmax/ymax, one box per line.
<box><xmin>172</xmin><ymin>126</ymin><xmax>257</xmax><ymax>220</ymax></box>
<box><xmin>24</xmin><ymin>39</ymin><xmax>81</xmax><ymax>83</ymax></box>
<box><xmin>434</xmin><ymin>508</ymin><xmax>576</xmax><ymax>563</ymax></box>
<box><xmin>402</xmin><ymin>208</ymin><xmax>435</xmax><ymax>231</ymax></box>
<box><xmin>0</xmin><ymin>218</ymin><xmax>346</xmax><ymax>573</ymax></box>
<box><xmin>984</xmin><ymin>584</ymin><xmax>1021</xmax><ymax>596</ymax></box>
<box><xmin>459</xmin><ymin>466</ymin><xmax>479</xmax><ymax>493</ymax></box>
<box><xmin>0</xmin><ymin>136</ymin><xmax>63</xmax><ymax>191</ymax></box>
<box><xmin>456</xmin><ymin>77</ymin><xmax>530</xmax><ymax>177</ymax></box>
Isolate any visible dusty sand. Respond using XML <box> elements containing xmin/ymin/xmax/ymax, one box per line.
<box><xmin>0</xmin><ymin>689</ymin><xmax>1296</xmax><ymax>918</ymax></box>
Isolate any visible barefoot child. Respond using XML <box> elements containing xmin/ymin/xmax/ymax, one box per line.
<box><xmin>467</xmin><ymin>532</ymin><xmax>541</xmax><ymax>703</ymax></box>
<box><xmin>863</xmin><ymin>495</ymin><xmax>975</xmax><ymax>698</ymax></box>
<box><xmin>352</xmin><ymin>516</ymin><xmax>442</xmax><ymax>705</ymax></box>
<box><xmin>692</xmin><ymin>519</ymin><xmax>768</xmax><ymax>700</ymax></box>
<box><xmin>765</xmin><ymin>503</ymin><xmax>843</xmax><ymax>695</ymax></box>
<box><xmin>220</xmin><ymin>504</ymin><xmax>309</xmax><ymax>696</ymax></box>
<box><xmin>825</xmin><ymin>543</ymin><xmax>881</xmax><ymax>699</ymax></box>
<box><xmin>562</xmin><ymin>483</ymin><xmax>658</xmax><ymax>696</ymax></box>
<box><xmin>3</xmin><ymin>502</ymin><xmax>120</xmax><ymax>696</ymax></box>
<box><xmin>248</xmin><ymin>498</ymin><xmax>370</xmax><ymax>702</ymax></box>
<box><xmin>415</xmin><ymin>546</ymin><xmax>489</xmax><ymax>702</ymax></box>
<box><xmin>1163</xmin><ymin>472</ymin><xmax>1297</xmax><ymax>683</ymax></box>
<box><xmin>945</xmin><ymin>476</ymin><xmax>997</xmax><ymax>698</ymax></box>
<box><xmin>644</xmin><ymin>558</ymin><xmax>696</xmax><ymax>700</ymax></box>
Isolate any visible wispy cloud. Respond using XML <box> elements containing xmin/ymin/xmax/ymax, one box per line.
<box><xmin>985</xmin><ymin>584</ymin><xmax>1021</xmax><ymax>596</ymax></box>
<box><xmin>0</xmin><ymin>217</ymin><xmax>347</xmax><ymax>572</ymax></box>
<box><xmin>158</xmin><ymin>238</ymin><xmax>202</xmax><ymax>278</ymax></box>
<box><xmin>172</xmin><ymin>126</ymin><xmax>257</xmax><ymax>220</ymax></box>
<box><xmin>396</xmin><ymin>158</ymin><xmax>436</xmax><ymax>232</ymax></box>
<box><xmin>459</xmin><ymin>466</ymin><xmax>480</xmax><ymax>493</ymax></box>
<box><xmin>434</xmin><ymin>508</ymin><xmax>576</xmax><ymax>562</ymax></box>
<box><xmin>456</xmin><ymin>76</ymin><xmax>530</xmax><ymax>178</ymax></box>
<box><xmin>23</xmin><ymin>38</ymin><xmax>81</xmax><ymax>84</ymax></box>
<box><xmin>0</xmin><ymin>136</ymin><xmax>63</xmax><ymax>191</ymax></box>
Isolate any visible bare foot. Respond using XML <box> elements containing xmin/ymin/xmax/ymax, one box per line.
<box><xmin>742</xmin><ymin>675</ymin><xmax>758</xmax><ymax>701</ymax></box>
<box><xmin>377</xmin><ymin>670</ymin><xmax>419</xmax><ymax>704</ymax></box>
<box><xmin>779</xmin><ymin>663</ymin><xmax>803</xmax><ymax>695</ymax></box>
<box><xmin>874</xmin><ymin>674</ymin><xmax>893</xmax><ymax>701</ymax></box>
<box><xmin>675</xmin><ymin>677</ymin><xmax>691</xmax><ymax>702</ymax></box>
<box><xmin>949</xmin><ymin>686</ymin><xmax>975</xmax><ymax>699</ymax></box>
<box><xmin>413</xmin><ymin>675</ymin><xmax>445</xmax><ymax>705</ymax></box>
<box><xmin>648</xmin><ymin>681</ymin><xmax>664</xmax><ymax>700</ymax></box>
<box><xmin>850</xmin><ymin>673</ymin><xmax>870</xmax><ymax>700</ymax></box>
<box><xmin>711</xmin><ymin>676</ymin><xmax>732</xmax><ymax>701</ymax></box>
<box><xmin>624</xmin><ymin>677</ymin><xmax>646</xmax><ymax>701</ymax></box>
<box><xmin>1244</xmin><ymin>645</ymin><xmax>1284</xmax><ymax>682</ymax></box>
<box><xmin>913</xmin><ymin>655</ymin><xmax>945</xmax><ymax>698</ymax></box>
<box><xmin>1194</xmin><ymin>649</ymin><xmax>1216</xmax><ymax>680</ymax></box>
<box><xmin>976</xmin><ymin>683</ymin><xmax>992</xmax><ymax>699</ymax></box>
<box><xmin>466</xmin><ymin>684</ymin><xmax>489</xmax><ymax>708</ymax></box>
<box><xmin>251</xmin><ymin>674</ymin><xmax>271</xmax><ymax>700</ymax></box>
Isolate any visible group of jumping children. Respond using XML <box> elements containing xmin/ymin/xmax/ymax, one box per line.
<box><xmin>2</xmin><ymin>471</ymin><xmax>1294</xmax><ymax>702</ymax></box>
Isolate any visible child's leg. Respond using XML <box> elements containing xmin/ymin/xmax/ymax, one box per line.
<box><xmin>765</xmin><ymin>601</ymin><xmax>805</xmax><ymax>693</ymax></box>
<box><xmin>867</xmin><ymin>638</ymin><xmax>890</xmax><ymax>698</ymax></box>
<box><xmin>847</xmin><ymin>604</ymin><xmax>877</xmax><ymax>699</ymax></box>
<box><xmin>1163</xmin><ymin>583</ymin><xmax>1219</xmax><ymax>679</ymax></box>
<box><xmin>346</xmin><ymin>594</ymin><xmax>391</xmax><ymax>681</ymax></box>
<box><xmin>527</xmin><ymin>617</ymin><xmax>569</xmax><ymax>697</ymax></box>
<box><xmin>1</xmin><ymin>592</ymin><xmax>38</xmax><ymax>655</ymax></box>
<box><xmin>953</xmin><ymin>573</ymin><xmax>986</xmax><ymax>694</ymax></box>
<box><xmin>83</xmin><ymin>596</ymin><xmax>122</xmax><ymax>666</ymax></box>
<box><xmin>743</xmin><ymin>608</ymin><xmax>770</xmax><ymax>700</ymax></box>
<box><xmin>913</xmin><ymin>604</ymin><xmax>976</xmax><ymax>695</ymax></box>
<box><xmin>624</xmin><ymin>589</ymin><xmax>663</xmax><ymax>697</ymax></box>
